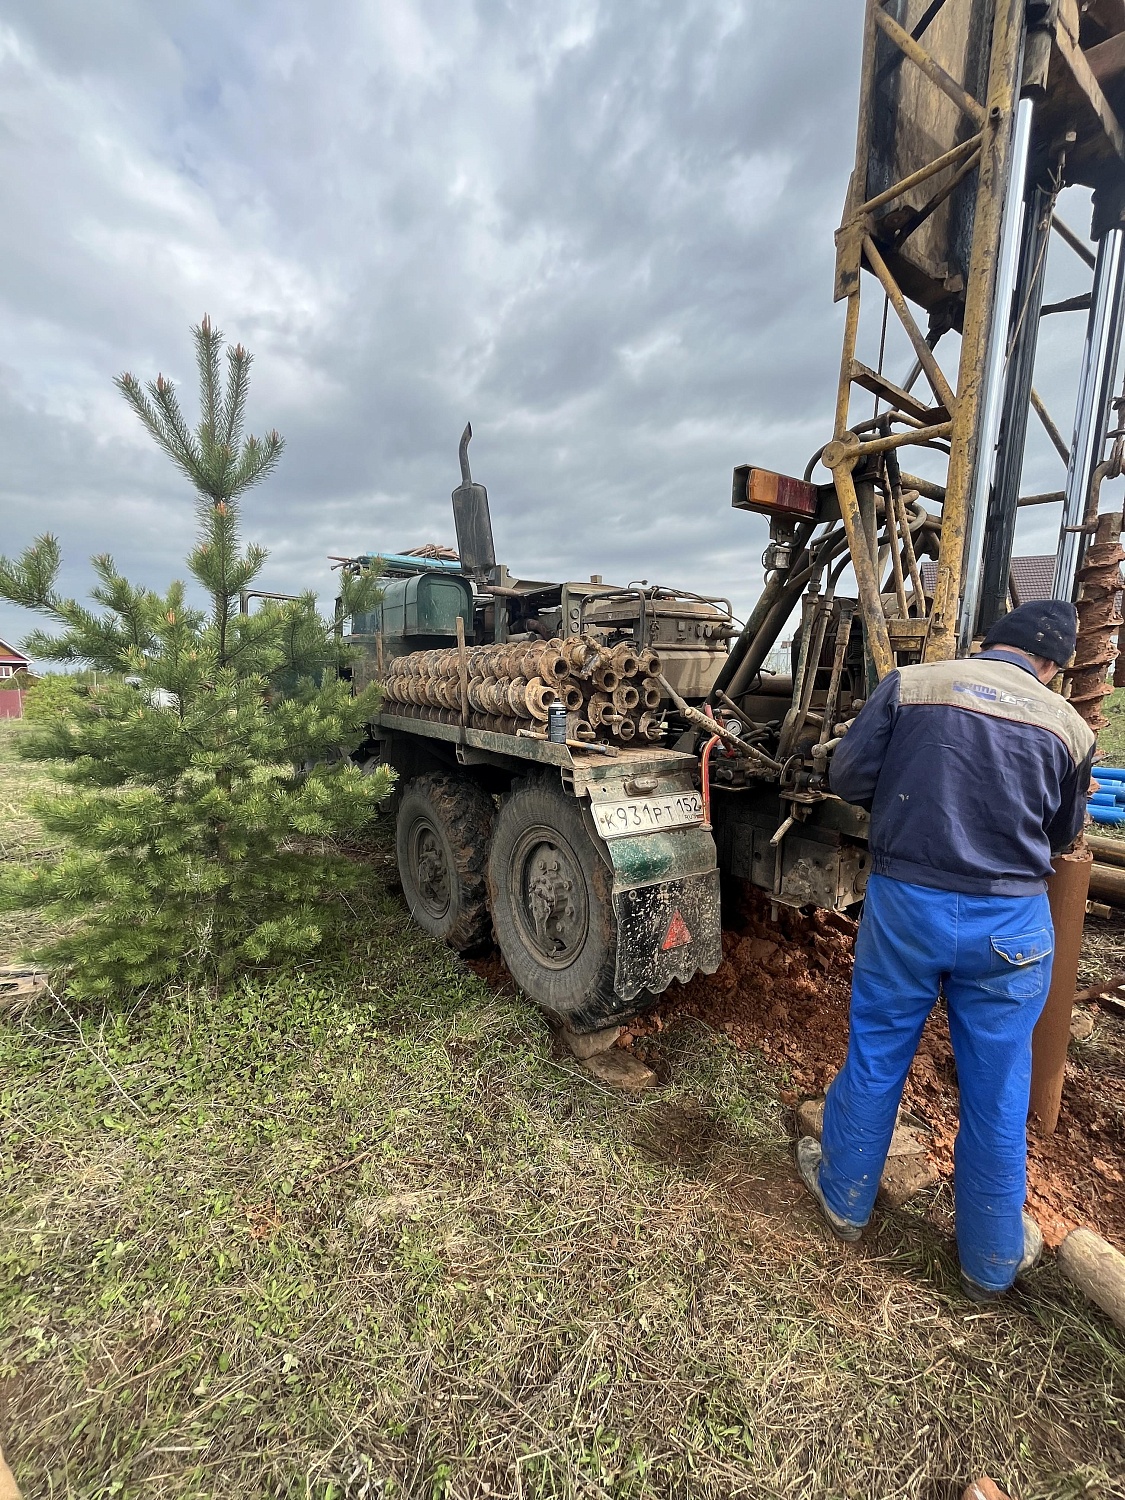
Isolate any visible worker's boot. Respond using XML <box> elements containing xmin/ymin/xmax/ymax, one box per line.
<box><xmin>796</xmin><ymin>1136</ymin><xmax>864</xmax><ymax>1243</ymax></box>
<box><xmin>960</xmin><ymin>1213</ymin><xmax>1044</xmax><ymax>1302</ymax></box>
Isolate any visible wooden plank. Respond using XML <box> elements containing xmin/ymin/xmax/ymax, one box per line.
<box><xmin>847</xmin><ymin>0</ymin><xmax>992</xmax><ymax>317</ymax></box>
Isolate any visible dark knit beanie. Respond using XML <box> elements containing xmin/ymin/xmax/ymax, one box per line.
<box><xmin>981</xmin><ymin>599</ymin><xmax>1078</xmax><ymax>666</ymax></box>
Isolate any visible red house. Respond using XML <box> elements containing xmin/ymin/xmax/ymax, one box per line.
<box><xmin>0</xmin><ymin>637</ymin><xmax>30</xmax><ymax>718</ymax></box>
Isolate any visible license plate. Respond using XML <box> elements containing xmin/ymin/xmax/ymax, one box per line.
<box><xmin>591</xmin><ymin>791</ymin><xmax>704</xmax><ymax>839</ymax></box>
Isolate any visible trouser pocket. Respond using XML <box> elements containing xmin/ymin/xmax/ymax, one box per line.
<box><xmin>978</xmin><ymin>928</ymin><xmax>1053</xmax><ymax>999</ymax></box>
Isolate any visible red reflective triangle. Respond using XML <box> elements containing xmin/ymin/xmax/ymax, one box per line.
<box><xmin>662</xmin><ymin>911</ymin><xmax>692</xmax><ymax>951</ymax></box>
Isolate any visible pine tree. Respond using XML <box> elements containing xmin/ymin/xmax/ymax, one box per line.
<box><xmin>0</xmin><ymin>316</ymin><xmax>392</xmax><ymax>995</ymax></box>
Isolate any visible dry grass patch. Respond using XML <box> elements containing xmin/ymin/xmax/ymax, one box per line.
<box><xmin>0</xmin><ymin>719</ymin><xmax>64</xmax><ymax>963</ymax></box>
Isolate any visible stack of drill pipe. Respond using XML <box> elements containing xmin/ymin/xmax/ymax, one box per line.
<box><xmin>381</xmin><ymin>634</ymin><xmax>666</xmax><ymax>744</ymax></box>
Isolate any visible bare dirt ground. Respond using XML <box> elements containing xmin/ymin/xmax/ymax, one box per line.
<box><xmin>469</xmin><ymin>882</ymin><xmax>1125</xmax><ymax>1253</ymax></box>
<box><xmin>621</xmin><ymin>886</ymin><xmax>1125</xmax><ymax>1253</ymax></box>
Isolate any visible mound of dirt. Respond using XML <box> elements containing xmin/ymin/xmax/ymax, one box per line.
<box><xmin>621</xmin><ymin>885</ymin><xmax>1125</xmax><ymax>1253</ymax></box>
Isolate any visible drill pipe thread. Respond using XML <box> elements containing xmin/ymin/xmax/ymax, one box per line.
<box><xmin>1064</xmin><ymin>517</ymin><xmax>1125</xmax><ymax>731</ymax></box>
<box><xmin>380</xmin><ymin>635</ymin><xmax>659</xmax><ymax>744</ymax></box>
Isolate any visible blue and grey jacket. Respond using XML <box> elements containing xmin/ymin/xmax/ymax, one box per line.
<box><xmin>828</xmin><ymin>649</ymin><xmax>1095</xmax><ymax>896</ymax></box>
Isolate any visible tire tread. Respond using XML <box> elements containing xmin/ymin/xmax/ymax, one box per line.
<box><xmin>487</xmin><ymin>777</ymin><xmax>619</xmax><ymax>1028</ymax></box>
<box><xmin>397</xmin><ymin>772</ymin><xmax>495</xmax><ymax>952</ymax></box>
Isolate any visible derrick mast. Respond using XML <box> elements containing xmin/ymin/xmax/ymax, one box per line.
<box><xmin>721</xmin><ymin>0</ymin><xmax>1125</xmax><ymax>702</ymax></box>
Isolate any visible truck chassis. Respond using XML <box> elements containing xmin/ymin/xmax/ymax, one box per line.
<box><xmin>370</xmin><ymin>708</ymin><xmax>870</xmax><ymax>1032</ymax></box>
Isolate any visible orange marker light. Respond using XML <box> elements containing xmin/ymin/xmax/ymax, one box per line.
<box><xmin>732</xmin><ymin>465</ymin><xmax>820</xmax><ymax>519</ymax></box>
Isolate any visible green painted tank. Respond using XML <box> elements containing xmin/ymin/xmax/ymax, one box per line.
<box><xmin>353</xmin><ymin>570</ymin><xmax>474</xmax><ymax>655</ymax></box>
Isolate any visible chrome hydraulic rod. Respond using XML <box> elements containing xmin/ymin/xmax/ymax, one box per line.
<box><xmin>978</xmin><ymin>180</ymin><xmax>1053</xmax><ymax>633</ymax></box>
<box><xmin>958</xmin><ymin>95</ymin><xmax>1034</xmax><ymax>653</ymax></box>
<box><xmin>1053</xmin><ymin>227</ymin><xmax>1125</xmax><ymax>601</ymax></box>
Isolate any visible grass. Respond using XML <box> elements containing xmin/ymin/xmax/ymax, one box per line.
<box><xmin>0</xmin><ymin>719</ymin><xmax>1123</xmax><ymax>1498</ymax></box>
<box><xmin>1097</xmin><ymin>688</ymin><xmax>1125</xmax><ymax>769</ymax></box>
<box><xmin>1088</xmin><ymin>689</ymin><xmax>1125</xmax><ymax>841</ymax></box>
<box><xmin>0</xmin><ymin>718</ymin><xmax>60</xmax><ymax>960</ymax></box>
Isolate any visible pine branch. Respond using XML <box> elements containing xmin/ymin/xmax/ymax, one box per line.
<box><xmin>0</xmin><ymin>534</ymin><xmax>62</xmax><ymax>610</ymax></box>
<box><xmin>230</xmin><ymin>431</ymin><xmax>285</xmax><ymax>495</ymax></box>
<box><xmin>0</xmin><ymin>536</ymin><xmax>165</xmax><ymax>670</ymax></box>
<box><xmin>149</xmin><ymin>375</ymin><xmax>204</xmax><ymax>481</ymax></box>
<box><xmin>221</xmin><ymin>343</ymin><xmax>251</xmax><ymax>451</ymax></box>
<box><xmin>338</xmin><ymin>563</ymin><xmax>383</xmax><ymax>623</ymax></box>
<box><xmin>194</xmin><ymin>314</ymin><xmax>223</xmax><ymax>461</ymax></box>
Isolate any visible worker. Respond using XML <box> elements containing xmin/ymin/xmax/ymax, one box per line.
<box><xmin>796</xmin><ymin>600</ymin><xmax>1094</xmax><ymax>1300</ymax></box>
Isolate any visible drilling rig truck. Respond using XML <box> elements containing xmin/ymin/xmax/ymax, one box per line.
<box><xmin>337</xmin><ymin>0</ymin><xmax>1125</xmax><ymax>1040</ymax></box>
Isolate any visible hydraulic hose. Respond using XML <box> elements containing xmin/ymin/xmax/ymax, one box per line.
<box><xmin>700</xmin><ymin>734</ymin><xmax>722</xmax><ymax>831</ymax></box>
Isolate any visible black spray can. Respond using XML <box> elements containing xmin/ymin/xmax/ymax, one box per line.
<box><xmin>547</xmin><ymin>702</ymin><xmax>567</xmax><ymax>744</ymax></box>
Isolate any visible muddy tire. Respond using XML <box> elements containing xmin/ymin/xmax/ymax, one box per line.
<box><xmin>396</xmin><ymin>774</ymin><xmax>495</xmax><ymax>953</ymax></box>
<box><xmin>487</xmin><ymin>779</ymin><xmax>618</xmax><ymax>1028</ymax></box>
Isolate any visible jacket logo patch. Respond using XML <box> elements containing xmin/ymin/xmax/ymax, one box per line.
<box><xmin>953</xmin><ymin>680</ymin><xmax>1035</xmax><ymax>711</ymax></box>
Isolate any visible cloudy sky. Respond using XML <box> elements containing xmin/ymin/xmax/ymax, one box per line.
<box><xmin>0</xmin><ymin>0</ymin><xmax>1107</xmax><ymax>660</ymax></box>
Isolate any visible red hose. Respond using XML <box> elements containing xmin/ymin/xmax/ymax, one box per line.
<box><xmin>700</xmin><ymin>734</ymin><xmax>721</xmax><ymax>831</ymax></box>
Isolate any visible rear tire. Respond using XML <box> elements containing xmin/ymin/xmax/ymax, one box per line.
<box><xmin>487</xmin><ymin>779</ymin><xmax>618</xmax><ymax>1028</ymax></box>
<box><xmin>396</xmin><ymin>774</ymin><xmax>495</xmax><ymax>952</ymax></box>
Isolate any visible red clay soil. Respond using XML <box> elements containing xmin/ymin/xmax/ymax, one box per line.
<box><xmin>619</xmin><ymin>886</ymin><xmax>1125</xmax><ymax>1253</ymax></box>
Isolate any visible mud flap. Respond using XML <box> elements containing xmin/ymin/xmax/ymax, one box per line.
<box><xmin>612</xmin><ymin>869</ymin><xmax>722</xmax><ymax>1003</ymax></box>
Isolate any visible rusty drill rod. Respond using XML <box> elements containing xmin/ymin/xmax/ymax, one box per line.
<box><xmin>657</xmin><ymin>676</ymin><xmax>782</xmax><ymax>771</ymax></box>
<box><xmin>1029</xmin><ymin>846</ymin><xmax>1093</xmax><ymax>1133</ymax></box>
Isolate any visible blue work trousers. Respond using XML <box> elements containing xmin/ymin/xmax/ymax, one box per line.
<box><xmin>819</xmin><ymin>873</ymin><xmax>1054</xmax><ymax>1292</ymax></box>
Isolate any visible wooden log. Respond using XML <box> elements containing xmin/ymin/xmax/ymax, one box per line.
<box><xmin>1058</xmin><ymin>1227</ymin><xmax>1125</xmax><ymax>1331</ymax></box>
<box><xmin>1088</xmin><ymin>860</ymin><xmax>1125</xmax><ymax>904</ymax></box>
<box><xmin>1086</xmin><ymin>832</ymin><xmax>1125</xmax><ymax>869</ymax></box>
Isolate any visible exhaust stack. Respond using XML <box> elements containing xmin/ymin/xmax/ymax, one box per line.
<box><xmin>451</xmin><ymin>422</ymin><xmax>497</xmax><ymax>583</ymax></box>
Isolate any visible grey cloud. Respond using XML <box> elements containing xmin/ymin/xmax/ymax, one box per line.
<box><xmin>0</xmin><ymin>1</ymin><xmax>1112</xmax><ymax>663</ymax></box>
